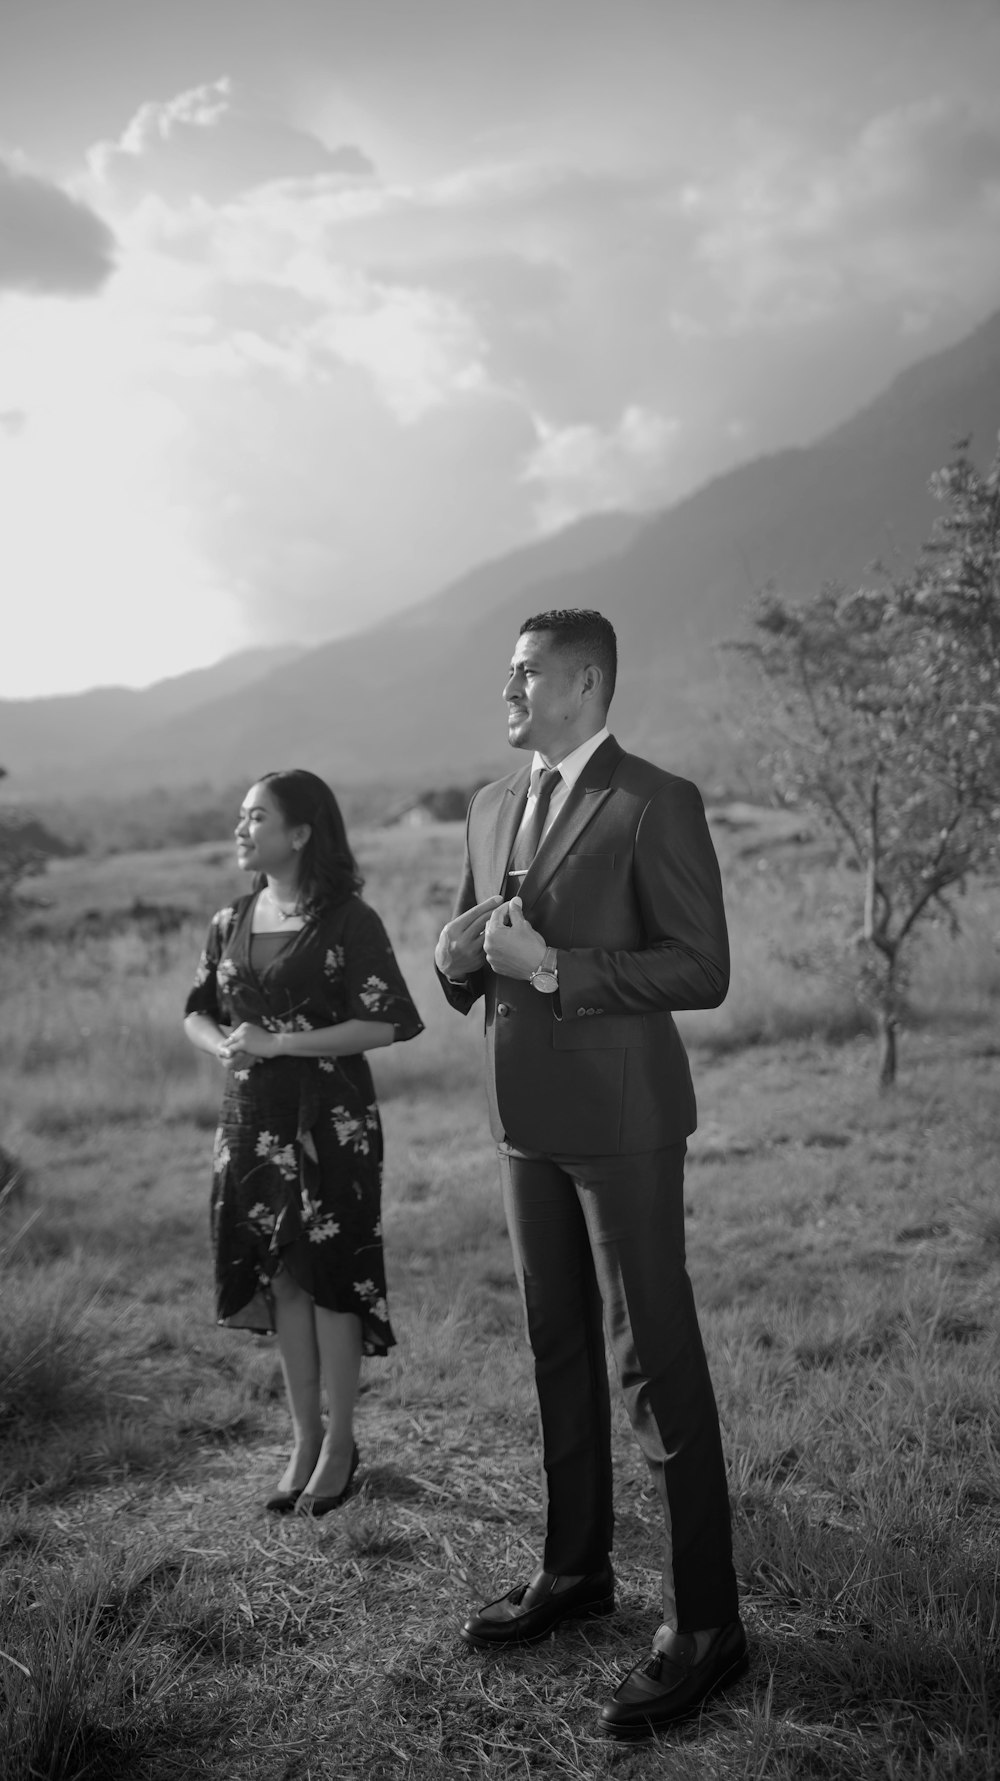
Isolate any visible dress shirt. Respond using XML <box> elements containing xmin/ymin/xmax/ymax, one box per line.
<box><xmin>513</xmin><ymin>727</ymin><xmax>611</xmax><ymax>854</ymax></box>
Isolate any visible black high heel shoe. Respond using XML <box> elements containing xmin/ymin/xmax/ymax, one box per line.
<box><xmin>297</xmin><ymin>1444</ymin><xmax>360</xmax><ymax>1517</ymax></box>
<box><xmin>265</xmin><ymin>1486</ymin><xmax>305</xmax><ymax>1514</ymax></box>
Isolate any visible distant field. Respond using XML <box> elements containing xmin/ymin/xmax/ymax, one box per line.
<box><xmin>1</xmin><ymin>822</ymin><xmax>998</xmax><ymax>1779</ymax></box>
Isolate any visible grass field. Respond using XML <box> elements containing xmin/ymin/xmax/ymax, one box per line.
<box><xmin>1</xmin><ymin>819</ymin><xmax>999</xmax><ymax>1779</ymax></box>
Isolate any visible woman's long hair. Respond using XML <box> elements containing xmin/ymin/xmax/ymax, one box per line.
<box><xmin>254</xmin><ymin>769</ymin><xmax>363</xmax><ymax>914</ymax></box>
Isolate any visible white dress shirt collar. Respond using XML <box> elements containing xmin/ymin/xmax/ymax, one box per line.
<box><xmin>531</xmin><ymin>727</ymin><xmax>610</xmax><ymax>790</ymax></box>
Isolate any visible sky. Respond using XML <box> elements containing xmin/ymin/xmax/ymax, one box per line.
<box><xmin>2</xmin><ymin>0</ymin><xmax>1000</xmax><ymax>699</ymax></box>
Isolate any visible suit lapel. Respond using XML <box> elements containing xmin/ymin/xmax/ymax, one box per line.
<box><xmin>490</xmin><ymin>767</ymin><xmax>531</xmax><ymax>894</ymax></box>
<box><xmin>519</xmin><ymin>735</ymin><xmax>623</xmax><ymax>908</ymax></box>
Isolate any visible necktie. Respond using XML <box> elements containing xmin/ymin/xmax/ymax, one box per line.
<box><xmin>506</xmin><ymin>766</ymin><xmax>561</xmax><ymax>894</ymax></box>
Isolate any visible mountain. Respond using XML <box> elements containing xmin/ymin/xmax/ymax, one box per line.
<box><xmin>6</xmin><ymin>308</ymin><xmax>1000</xmax><ymax>799</ymax></box>
<box><xmin>574</xmin><ymin>303</ymin><xmax>1000</xmax><ymax>769</ymax></box>
<box><xmin>0</xmin><ymin>513</ymin><xmax>644</xmax><ymax>797</ymax></box>
<box><xmin>0</xmin><ymin>646</ymin><xmax>305</xmax><ymax>788</ymax></box>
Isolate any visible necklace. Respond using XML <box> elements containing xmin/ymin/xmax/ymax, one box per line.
<box><xmin>265</xmin><ymin>888</ymin><xmax>300</xmax><ymax>922</ymax></box>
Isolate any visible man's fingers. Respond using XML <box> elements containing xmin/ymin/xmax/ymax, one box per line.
<box><xmin>437</xmin><ymin>899</ymin><xmax>501</xmax><ymax>975</ymax></box>
<box><xmin>456</xmin><ymin>895</ymin><xmax>502</xmax><ymax>932</ymax></box>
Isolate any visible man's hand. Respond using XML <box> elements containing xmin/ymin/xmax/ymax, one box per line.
<box><xmin>484</xmin><ymin>898</ymin><xmax>547</xmax><ymax>981</ymax></box>
<box><xmin>435</xmin><ymin>895</ymin><xmax>503</xmax><ymax>980</ymax></box>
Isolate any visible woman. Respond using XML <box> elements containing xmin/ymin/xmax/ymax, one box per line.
<box><xmin>183</xmin><ymin>769</ymin><xmax>422</xmax><ymax>1515</ymax></box>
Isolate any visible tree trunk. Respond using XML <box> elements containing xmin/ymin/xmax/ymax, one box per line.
<box><xmin>878</xmin><ymin>1012</ymin><xmax>898</xmax><ymax>1089</ymax></box>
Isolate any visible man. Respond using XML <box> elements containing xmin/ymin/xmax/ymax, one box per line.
<box><xmin>434</xmin><ymin>608</ymin><xmax>746</xmax><ymax>1742</ymax></box>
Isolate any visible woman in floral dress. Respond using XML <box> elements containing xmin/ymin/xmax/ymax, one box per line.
<box><xmin>183</xmin><ymin>769</ymin><xmax>422</xmax><ymax>1514</ymax></box>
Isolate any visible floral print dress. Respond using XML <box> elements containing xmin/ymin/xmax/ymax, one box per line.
<box><xmin>185</xmin><ymin>892</ymin><xmax>422</xmax><ymax>1355</ymax></box>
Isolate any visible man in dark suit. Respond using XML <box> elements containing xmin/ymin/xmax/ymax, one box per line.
<box><xmin>434</xmin><ymin>608</ymin><xmax>746</xmax><ymax>1741</ymax></box>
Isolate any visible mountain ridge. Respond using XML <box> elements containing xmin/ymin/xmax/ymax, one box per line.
<box><xmin>1</xmin><ymin>514</ymin><xmax>645</xmax><ymax>796</ymax></box>
<box><xmin>5</xmin><ymin>306</ymin><xmax>999</xmax><ymax>799</ymax></box>
<box><xmin>0</xmin><ymin>646</ymin><xmax>305</xmax><ymax>784</ymax></box>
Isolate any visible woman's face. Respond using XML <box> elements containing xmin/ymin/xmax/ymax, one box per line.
<box><xmin>234</xmin><ymin>782</ymin><xmax>309</xmax><ymax>878</ymax></box>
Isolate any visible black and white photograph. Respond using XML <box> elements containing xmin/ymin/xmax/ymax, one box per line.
<box><xmin>1</xmin><ymin>2</ymin><xmax>998</xmax><ymax>1775</ymax></box>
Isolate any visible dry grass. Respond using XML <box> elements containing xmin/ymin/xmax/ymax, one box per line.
<box><xmin>1</xmin><ymin>820</ymin><xmax>998</xmax><ymax>1778</ymax></box>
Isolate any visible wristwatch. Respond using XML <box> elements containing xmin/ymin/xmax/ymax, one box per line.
<box><xmin>529</xmin><ymin>946</ymin><xmax>559</xmax><ymax>994</ymax></box>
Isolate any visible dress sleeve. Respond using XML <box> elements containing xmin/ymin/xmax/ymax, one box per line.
<box><xmin>341</xmin><ymin>901</ymin><xmax>424</xmax><ymax>1042</ymax></box>
<box><xmin>184</xmin><ymin>904</ymin><xmax>237</xmax><ymax>1022</ymax></box>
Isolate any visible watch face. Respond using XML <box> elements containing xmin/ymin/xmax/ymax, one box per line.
<box><xmin>531</xmin><ymin>970</ymin><xmax>559</xmax><ymax>994</ymax></box>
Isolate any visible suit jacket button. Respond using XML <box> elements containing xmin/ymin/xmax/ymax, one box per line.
<box><xmin>576</xmin><ymin>1007</ymin><xmax>586</xmax><ymax>1017</ymax></box>
<box><xmin>497</xmin><ymin>1002</ymin><xmax>510</xmax><ymax>1017</ymax></box>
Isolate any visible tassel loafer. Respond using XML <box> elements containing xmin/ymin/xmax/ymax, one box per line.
<box><xmin>461</xmin><ymin>1566</ymin><xmax>615</xmax><ymax>1648</ymax></box>
<box><xmin>598</xmin><ymin>1618</ymin><xmax>749</xmax><ymax>1740</ymax></box>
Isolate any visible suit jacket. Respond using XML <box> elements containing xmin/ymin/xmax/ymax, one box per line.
<box><xmin>438</xmin><ymin>735</ymin><xmax>729</xmax><ymax>1155</ymax></box>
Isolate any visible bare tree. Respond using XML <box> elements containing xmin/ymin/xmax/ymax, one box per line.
<box><xmin>738</xmin><ymin>440</ymin><xmax>1000</xmax><ymax>1086</ymax></box>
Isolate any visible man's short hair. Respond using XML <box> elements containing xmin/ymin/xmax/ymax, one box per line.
<box><xmin>519</xmin><ymin>609</ymin><xmax>618</xmax><ymax>705</ymax></box>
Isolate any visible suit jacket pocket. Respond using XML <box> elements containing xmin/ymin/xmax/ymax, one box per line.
<box><xmin>552</xmin><ymin>1012</ymin><xmax>647</xmax><ymax>1050</ymax></box>
<box><xmin>561</xmin><ymin>852</ymin><xmax>615</xmax><ymax>870</ymax></box>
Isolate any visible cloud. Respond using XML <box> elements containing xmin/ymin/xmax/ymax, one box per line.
<box><xmin>88</xmin><ymin>77</ymin><xmax>375</xmax><ymax>206</ymax></box>
<box><xmin>520</xmin><ymin>405</ymin><xmax>680</xmax><ymax>530</ymax></box>
<box><xmin>139</xmin><ymin>153</ymin><xmax>701</xmax><ymax>434</ymax></box>
<box><xmin>94</xmin><ymin>78</ymin><xmax>1000</xmax><ymax>479</ymax></box>
<box><xmin>112</xmin><ymin>161</ymin><xmax>517</xmax><ymax>423</ymax></box>
<box><xmin>300</xmin><ymin>278</ymin><xmax>494</xmax><ymax>422</ymax></box>
<box><xmin>692</xmin><ymin>96</ymin><xmax>1000</xmax><ymax>328</ymax></box>
<box><xmin>843</xmin><ymin>96</ymin><xmax>1000</xmax><ymax>224</ymax></box>
<box><xmin>18</xmin><ymin>72</ymin><xmax>993</xmax><ymax>692</ymax></box>
<box><xmin>134</xmin><ymin>93</ymin><xmax>1000</xmax><ymax>414</ymax></box>
<box><xmin>132</xmin><ymin>221</ymin><xmax>497</xmax><ymax>423</ymax></box>
<box><xmin>0</xmin><ymin>159</ymin><xmax>116</xmax><ymax>295</ymax></box>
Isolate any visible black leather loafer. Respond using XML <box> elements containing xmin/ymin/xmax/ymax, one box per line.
<box><xmin>598</xmin><ymin>1619</ymin><xmax>749</xmax><ymax>1740</ymax></box>
<box><xmin>461</xmin><ymin>1566</ymin><xmax>615</xmax><ymax>1649</ymax></box>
